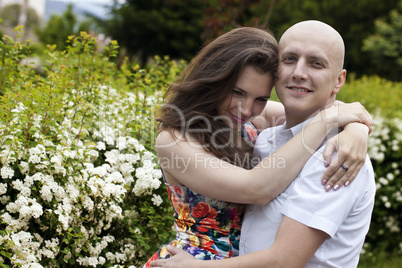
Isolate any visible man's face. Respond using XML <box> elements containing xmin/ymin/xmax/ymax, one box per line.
<box><xmin>275</xmin><ymin>27</ymin><xmax>345</xmax><ymax>122</ymax></box>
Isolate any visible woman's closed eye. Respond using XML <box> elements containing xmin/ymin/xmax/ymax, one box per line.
<box><xmin>256</xmin><ymin>97</ymin><xmax>270</xmax><ymax>102</ymax></box>
<box><xmin>232</xmin><ymin>89</ymin><xmax>244</xmax><ymax>96</ymax></box>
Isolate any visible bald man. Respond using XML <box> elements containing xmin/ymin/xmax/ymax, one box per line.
<box><xmin>235</xmin><ymin>20</ymin><xmax>375</xmax><ymax>268</ymax></box>
<box><xmin>150</xmin><ymin>20</ymin><xmax>375</xmax><ymax>268</ymax></box>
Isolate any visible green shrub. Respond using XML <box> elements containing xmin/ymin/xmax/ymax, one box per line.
<box><xmin>338</xmin><ymin>74</ymin><xmax>402</xmax><ymax>118</ymax></box>
<box><xmin>0</xmin><ymin>29</ymin><xmax>184</xmax><ymax>267</ymax></box>
<box><xmin>335</xmin><ymin>74</ymin><xmax>402</xmax><ymax>256</ymax></box>
<box><xmin>361</xmin><ymin>115</ymin><xmax>402</xmax><ymax>256</ymax></box>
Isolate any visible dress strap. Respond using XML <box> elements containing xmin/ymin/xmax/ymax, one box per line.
<box><xmin>160</xmin><ymin>169</ymin><xmax>167</xmax><ymax>183</ymax></box>
<box><xmin>241</xmin><ymin>122</ymin><xmax>259</xmax><ymax>145</ymax></box>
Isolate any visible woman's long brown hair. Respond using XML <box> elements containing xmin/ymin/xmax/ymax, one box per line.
<box><xmin>157</xmin><ymin>27</ymin><xmax>278</xmax><ymax>169</ymax></box>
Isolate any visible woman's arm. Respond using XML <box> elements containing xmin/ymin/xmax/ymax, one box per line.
<box><xmin>255</xmin><ymin>100</ymin><xmax>372</xmax><ymax>192</ymax></box>
<box><xmin>251</xmin><ymin>100</ymin><xmax>285</xmax><ymax>131</ymax></box>
<box><xmin>156</xmin><ymin>102</ymin><xmax>372</xmax><ymax>205</ymax></box>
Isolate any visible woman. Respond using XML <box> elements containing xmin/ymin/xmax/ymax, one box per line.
<box><xmin>144</xmin><ymin>27</ymin><xmax>372</xmax><ymax>266</ymax></box>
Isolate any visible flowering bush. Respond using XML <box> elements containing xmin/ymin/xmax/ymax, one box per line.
<box><xmin>338</xmin><ymin>74</ymin><xmax>402</xmax><ymax>256</ymax></box>
<box><xmin>0</xmin><ymin>29</ymin><xmax>184</xmax><ymax>267</ymax></box>
<box><xmin>363</xmin><ymin>115</ymin><xmax>402</xmax><ymax>256</ymax></box>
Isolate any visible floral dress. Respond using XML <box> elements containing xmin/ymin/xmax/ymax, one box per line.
<box><xmin>144</xmin><ymin>123</ymin><xmax>258</xmax><ymax>266</ymax></box>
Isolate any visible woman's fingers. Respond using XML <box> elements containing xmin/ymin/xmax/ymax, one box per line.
<box><xmin>321</xmin><ymin>130</ymin><xmax>366</xmax><ymax>191</ymax></box>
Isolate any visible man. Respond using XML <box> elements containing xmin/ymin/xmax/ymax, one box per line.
<box><xmin>150</xmin><ymin>20</ymin><xmax>375</xmax><ymax>268</ymax></box>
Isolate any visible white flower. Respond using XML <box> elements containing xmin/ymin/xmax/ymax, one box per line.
<box><xmin>19</xmin><ymin>161</ymin><xmax>29</xmax><ymax>173</ymax></box>
<box><xmin>126</xmin><ymin>153</ymin><xmax>140</xmax><ymax>164</ymax></box>
<box><xmin>20</xmin><ymin>186</ymin><xmax>31</xmax><ymax>197</ymax></box>
<box><xmin>50</xmin><ymin>155</ymin><xmax>62</xmax><ymax>165</ymax></box>
<box><xmin>0</xmin><ymin>183</ymin><xmax>7</xmax><ymax>195</ymax></box>
<box><xmin>40</xmin><ymin>185</ymin><xmax>53</xmax><ymax>202</ymax></box>
<box><xmin>29</xmin><ymin>147</ymin><xmax>41</xmax><ymax>155</ymax></box>
<box><xmin>142</xmin><ymin>151</ymin><xmax>155</xmax><ymax>161</ymax></box>
<box><xmin>120</xmin><ymin>163</ymin><xmax>134</xmax><ymax>177</ymax></box>
<box><xmin>88</xmin><ymin>166</ymin><xmax>108</xmax><ymax>177</ymax></box>
<box><xmin>66</xmin><ymin>183</ymin><xmax>79</xmax><ymax>201</ymax></box>
<box><xmin>87</xmin><ymin>149</ymin><xmax>99</xmax><ymax>159</ymax></box>
<box><xmin>99</xmin><ymin>256</ymin><xmax>106</xmax><ymax>265</ymax></box>
<box><xmin>105</xmin><ymin>149</ymin><xmax>120</xmax><ymax>165</ymax></box>
<box><xmin>96</xmin><ymin>141</ymin><xmax>106</xmax><ymax>150</ymax></box>
<box><xmin>379</xmin><ymin>177</ymin><xmax>389</xmax><ymax>185</ymax></box>
<box><xmin>116</xmin><ymin>137</ymin><xmax>127</xmax><ymax>150</ymax></box>
<box><xmin>1</xmin><ymin>166</ymin><xmax>14</xmax><ymax>179</ymax></box>
<box><xmin>28</xmin><ymin>155</ymin><xmax>41</xmax><ymax>164</ymax></box>
<box><xmin>105</xmin><ymin>135</ymin><xmax>115</xmax><ymax>145</ymax></box>
<box><xmin>82</xmin><ymin>196</ymin><xmax>94</xmax><ymax>210</ymax></box>
<box><xmin>12</xmin><ymin>179</ymin><xmax>24</xmax><ymax>191</ymax></box>
<box><xmin>30</xmin><ymin>202</ymin><xmax>43</xmax><ymax>218</ymax></box>
<box><xmin>58</xmin><ymin>214</ymin><xmax>70</xmax><ymax>230</ymax></box>
<box><xmin>386</xmin><ymin>173</ymin><xmax>395</xmax><ymax>181</ymax></box>
<box><xmin>77</xmin><ymin>256</ymin><xmax>99</xmax><ymax>267</ymax></box>
<box><xmin>124</xmin><ymin>175</ymin><xmax>134</xmax><ymax>185</ymax></box>
<box><xmin>11</xmin><ymin>231</ymin><xmax>32</xmax><ymax>247</ymax></box>
<box><xmin>151</xmin><ymin>194</ymin><xmax>163</xmax><ymax>206</ymax></box>
<box><xmin>152</xmin><ymin>169</ymin><xmax>162</xmax><ymax>179</ymax></box>
<box><xmin>0</xmin><ymin>195</ymin><xmax>10</xmax><ymax>204</ymax></box>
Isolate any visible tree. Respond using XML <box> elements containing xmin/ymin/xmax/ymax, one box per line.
<box><xmin>201</xmin><ymin>0</ymin><xmax>264</xmax><ymax>41</ymax></box>
<box><xmin>35</xmin><ymin>4</ymin><xmax>90</xmax><ymax>51</ymax></box>
<box><xmin>363</xmin><ymin>8</ymin><xmax>402</xmax><ymax>81</ymax></box>
<box><xmin>248</xmin><ymin>0</ymin><xmax>400</xmax><ymax>78</ymax></box>
<box><xmin>105</xmin><ymin>0</ymin><xmax>205</xmax><ymax>67</ymax></box>
<box><xmin>0</xmin><ymin>3</ymin><xmax>39</xmax><ymax>30</ymax></box>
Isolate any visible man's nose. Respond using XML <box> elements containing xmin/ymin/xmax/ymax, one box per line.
<box><xmin>291</xmin><ymin>61</ymin><xmax>308</xmax><ymax>80</ymax></box>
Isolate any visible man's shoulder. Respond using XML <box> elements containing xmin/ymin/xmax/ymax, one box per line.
<box><xmin>258</xmin><ymin>124</ymin><xmax>283</xmax><ymax>136</ymax></box>
<box><xmin>301</xmin><ymin>149</ymin><xmax>375</xmax><ymax>193</ymax></box>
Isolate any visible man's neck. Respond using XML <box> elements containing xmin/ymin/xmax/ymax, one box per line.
<box><xmin>284</xmin><ymin>100</ymin><xmax>336</xmax><ymax>128</ymax></box>
<box><xmin>285</xmin><ymin>111</ymin><xmax>318</xmax><ymax>128</ymax></box>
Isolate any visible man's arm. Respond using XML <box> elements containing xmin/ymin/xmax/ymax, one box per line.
<box><xmin>260</xmin><ymin>216</ymin><xmax>329</xmax><ymax>267</ymax></box>
<box><xmin>150</xmin><ymin>216</ymin><xmax>328</xmax><ymax>268</ymax></box>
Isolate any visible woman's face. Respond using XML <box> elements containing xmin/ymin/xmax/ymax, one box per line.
<box><xmin>217</xmin><ymin>65</ymin><xmax>274</xmax><ymax>130</ymax></box>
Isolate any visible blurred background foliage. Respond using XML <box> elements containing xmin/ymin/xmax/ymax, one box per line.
<box><xmin>103</xmin><ymin>0</ymin><xmax>402</xmax><ymax>81</ymax></box>
<box><xmin>2</xmin><ymin>0</ymin><xmax>402</xmax><ymax>81</ymax></box>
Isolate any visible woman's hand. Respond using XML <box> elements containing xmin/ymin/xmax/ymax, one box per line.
<box><xmin>321</xmin><ymin>122</ymin><xmax>370</xmax><ymax>191</ymax></box>
<box><xmin>322</xmin><ymin>102</ymin><xmax>373</xmax><ymax>133</ymax></box>
<box><xmin>150</xmin><ymin>246</ymin><xmax>200</xmax><ymax>268</ymax></box>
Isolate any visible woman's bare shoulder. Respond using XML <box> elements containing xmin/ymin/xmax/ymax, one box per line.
<box><xmin>156</xmin><ymin>129</ymin><xmax>182</xmax><ymax>146</ymax></box>
<box><xmin>155</xmin><ymin>129</ymin><xmax>190</xmax><ymax>153</ymax></box>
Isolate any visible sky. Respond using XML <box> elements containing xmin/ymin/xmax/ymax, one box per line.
<box><xmin>0</xmin><ymin>0</ymin><xmax>126</xmax><ymax>22</ymax></box>
<box><xmin>47</xmin><ymin>0</ymin><xmax>125</xmax><ymax>22</ymax></box>
<box><xmin>56</xmin><ymin>0</ymin><xmax>125</xmax><ymax>4</ymax></box>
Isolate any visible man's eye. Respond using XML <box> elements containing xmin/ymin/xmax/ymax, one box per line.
<box><xmin>283</xmin><ymin>56</ymin><xmax>295</xmax><ymax>63</ymax></box>
<box><xmin>313</xmin><ymin>61</ymin><xmax>324</xmax><ymax>68</ymax></box>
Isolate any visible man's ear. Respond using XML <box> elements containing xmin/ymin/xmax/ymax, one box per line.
<box><xmin>332</xmin><ymin>69</ymin><xmax>347</xmax><ymax>94</ymax></box>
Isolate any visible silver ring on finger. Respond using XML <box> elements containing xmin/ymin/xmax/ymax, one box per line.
<box><xmin>341</xmin><ymin>163</ymin><xmax>349</xmax><ymax>172</ymax></box>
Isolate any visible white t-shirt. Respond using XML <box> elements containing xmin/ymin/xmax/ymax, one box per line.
<box><xmin>239</xmin><ymin>121</ymin><xmax>376</xmax><ymax>268</ymax></box>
